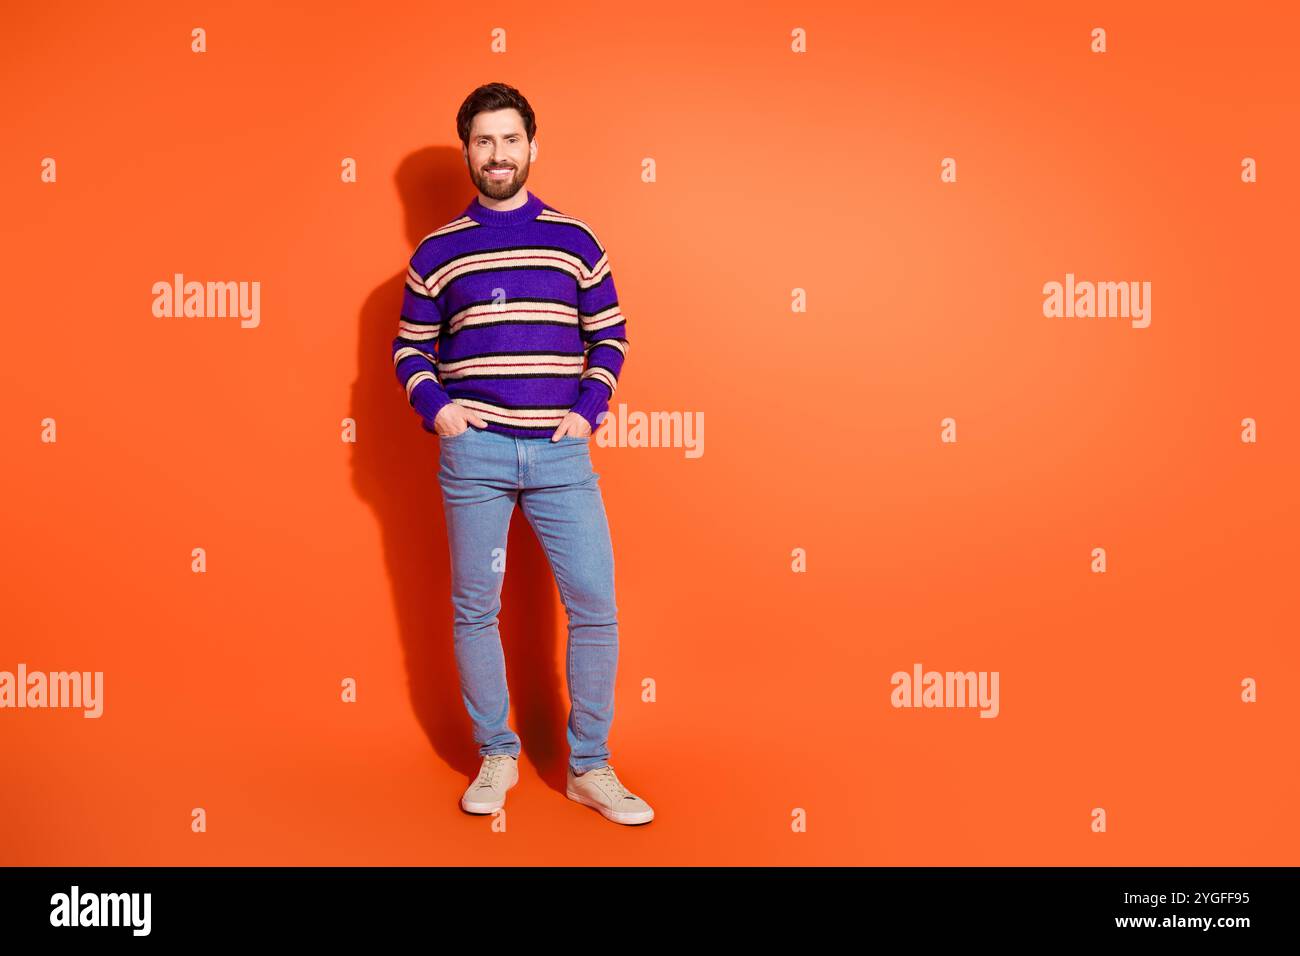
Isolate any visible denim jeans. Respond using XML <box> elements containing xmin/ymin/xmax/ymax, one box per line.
<box><xmin>436</xmin><ymin>425</ymin><xmax>619</xmax><ymax>775</ymax></box>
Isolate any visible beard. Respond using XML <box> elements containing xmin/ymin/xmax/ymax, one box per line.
<box><xmin>471</xmin><ymin>157</ymin><xmax>530</xmax><ymax>200</ymax></box>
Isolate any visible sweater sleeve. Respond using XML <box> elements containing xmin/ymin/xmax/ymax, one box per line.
<box><xmin>569</xmin><ymin>244</ymin><xmax>629</xmax><ymax>432</ymax></box>
<box><xmin>392</xmin><ymin>253</ymin><xmax>453</xmax><ymax>433</ymax></box>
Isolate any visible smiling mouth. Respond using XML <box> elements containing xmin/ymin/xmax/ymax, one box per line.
<box><xmin>486</xmin><ymin>167</ymin><xmax>514</xmax><ymax>176</ymax></box>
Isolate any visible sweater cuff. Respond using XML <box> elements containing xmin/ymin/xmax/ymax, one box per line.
<box><xmin>570</xmin><ymin>381</ymin><xmax>612</xmax><ymax>433</ymax></box>
<box><xmin>410</xmin><ymin>378</ymin><xmax>453</xmax><ymax>433</ymax></box>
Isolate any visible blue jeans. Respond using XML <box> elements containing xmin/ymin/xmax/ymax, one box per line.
<box><xmin>436</xmin><ymin>425</ymin><xmax>619</xmax><ymax>775</ymax></box>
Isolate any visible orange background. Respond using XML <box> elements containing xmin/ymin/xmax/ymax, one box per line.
<box><xmin>2</xmin><ymin>0</ymin><xmax>1297</xmax><ymax>865</ymax></box>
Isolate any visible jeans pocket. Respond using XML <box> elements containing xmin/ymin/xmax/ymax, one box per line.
<box><xmin>441</xmin><ymin>426</ymin><xmax>474</xmax><ymax>442</ymax></box>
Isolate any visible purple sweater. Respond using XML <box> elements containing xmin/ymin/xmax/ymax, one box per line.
<box><xmin>392</xmin><ymin>190</ymin><xmax>628</xmax><ymax>439</ymax></box>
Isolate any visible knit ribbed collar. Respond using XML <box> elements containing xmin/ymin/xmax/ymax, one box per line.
<box><xmin>465</xmin><ymin>190</ymin><xmax>543</xmax><ymax>228</ymax></box>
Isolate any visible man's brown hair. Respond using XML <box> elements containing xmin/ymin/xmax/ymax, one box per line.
<box><xmin>456</xmin><ymin>82</ymin><xmax>537</xmax><ymax>146</ymax></box>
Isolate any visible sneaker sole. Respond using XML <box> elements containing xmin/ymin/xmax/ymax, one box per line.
<box><xmin>565</xmin><ymin>788</ymin><xmax>655</xmax><ymax>825</ymax></box>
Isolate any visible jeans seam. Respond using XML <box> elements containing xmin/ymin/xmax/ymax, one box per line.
<box><xmin>560</xmin><ymin>573</ymin><xmax>582</xmax><ymax>746</ymax></box>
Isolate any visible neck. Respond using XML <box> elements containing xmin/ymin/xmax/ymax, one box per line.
<box><xmin>466</xmin><ymin>190</ymin><xmax>543</xmax><ymax>228</ymax></box>
<box><xmin>475</xmin><ymin>189</ymin><xmax>530</xmax><ymax>212</ymax></box>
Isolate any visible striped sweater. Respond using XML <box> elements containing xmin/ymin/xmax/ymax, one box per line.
<box><xmin>392</xmin><ymin>189</ymin><xmax>628</xmax><ymax>439</ymax></box>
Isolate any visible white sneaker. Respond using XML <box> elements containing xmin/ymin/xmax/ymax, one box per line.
<box><xmin>461</xmin><ymin>754</ymin><xmax>519</xmax><ymax>813</ymax></box>
<box><xmin>566</xmin><ymin>764</ymin><xmax>654</xmax><ymax>825</ymax></box>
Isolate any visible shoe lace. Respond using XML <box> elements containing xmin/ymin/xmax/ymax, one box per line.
<box><xmin>589</xmin><ymin>765</ymin><xmax>633</xmax><ymax>801</ymax></box>
<box><xmin>476</xmin><ymin>755</ymin><xmax>510</xmax><ymax>790</ymax></box>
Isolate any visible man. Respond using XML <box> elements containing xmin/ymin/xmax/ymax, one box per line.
<box><xmin>392</xmin><ymin>82</ymin><xmax>653</xmax><ymax>825</ymax></box>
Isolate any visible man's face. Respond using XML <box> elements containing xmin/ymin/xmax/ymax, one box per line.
<box><xmin>464</xmin><ymin>108</ymin><xmax>535</xmax><ymax>200</ymax></box>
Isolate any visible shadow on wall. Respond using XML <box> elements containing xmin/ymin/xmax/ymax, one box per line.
<box><xmin>346</xmin><ymin>147</ymin><xmax>571</xmax><ymax>794</ymax></box>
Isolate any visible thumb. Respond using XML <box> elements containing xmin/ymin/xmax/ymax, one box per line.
<box><xmin>470</xmin><ymin>413</ymin><xmax>489</xmax><ymax>427</ymax></box>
